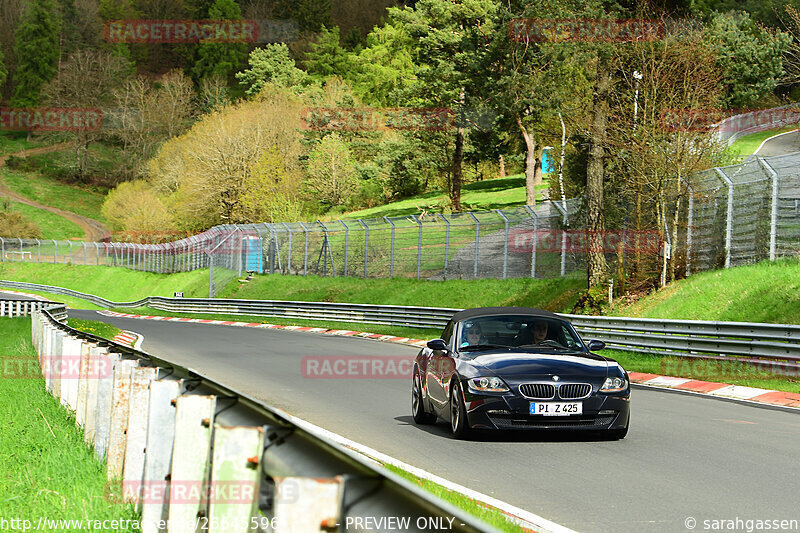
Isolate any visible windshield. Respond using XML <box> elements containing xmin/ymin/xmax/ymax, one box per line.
<box><xmin>458</xmin><ymin>315</ymin><xmax>585</xmax><ymax>351</ymax></box>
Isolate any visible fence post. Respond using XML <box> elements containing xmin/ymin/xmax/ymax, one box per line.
<box><xmin>357</xmin><ymin>219</ymin><xmax>369</xmax><ymax>279</ymax></box>
<box><xmin>83</xmin><ymin>242</ymin><xmax>87</xmax><ymax>265</ymax></box>
<box><xmin>53</xmin><ymin>240</ymin><xmax>58</xmax><ymax>264</ymax></box>
<box><xmin>495</xmin><ymin>209</ymin><xmax>509</xmax><ymax>279</ymax></box>
<box><xmin>37</xmin><ymin>239</ymin><xmax>41</xmax><ymax>263</ymax></box>
<box><xmin>0</xmin><ymin>237</ymin><xmax>4</xmax><ymax>262</ymax></box>
<box><xmin>438</xmin><ymin>214</ymin><xmax>450</xmax><ymax>280</ymax></box>
<box><xmin>412</xmin><ymin>215</ymin><xmax>422</xmax><ymax>280</ymax></box>
<box><xmin>283</xmin><ymin>222</ymin><xmax>293</xmax><ymax>274</ymax></box>
<box><xmin>95</xmin><ymin>242</ymin><xmax>99</xmax><ymax>266</ymax></box>
<box><xmin>552</xmin><ymin>200</ymin><xmax>569</xmax><ymax>276</ymax></box>
<box><xmin>297</xmin><ymin>222</ymin><xmax>309</xmax><ymax>276</ymax></box>
<box><xmin>758</xmin><ymin>157</ymin><xmax>779</xmax><ymax>261</ymax></box>
<box><xmin>68</xmin><ymin>240</ymin><xmax>73</xmax><ymax>264</ymax></box>
<box><xmin>338</xmin><ymin>220</ymin><xmax>349</xmax><ymax>277</ymax></box>
<box><xmin>715</xmin><ymin>168</ymin><xmax>734</xmax><ymax>268</ymax></box>
<box><xmin>18</xmin><ymin>237</ymin><xmax>23</xmax><ymax>262</ymax></box>
<box><xmin>523</xmin><ymin>205</ymin><xmax>538</xmax><ymax>278</ymax></box>
<box><xmin>383</xmin><ymin>217</ymin><xmax>395</xmax><ymax>278</ymax></box>
<box><xmin>467</xmin><ymin>212</ymin><xmax>479</xmax><ymax>278</ymax></box>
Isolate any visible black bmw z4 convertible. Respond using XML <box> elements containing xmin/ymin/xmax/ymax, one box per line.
<box><xmin>411</xmin><ymin>307</ymin><xmax>630</xmax><ymax>439</ymax></box>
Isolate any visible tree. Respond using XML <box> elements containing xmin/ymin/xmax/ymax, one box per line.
<box><xmin>11</xmin><ymin>0</ymin><xmax>60</xmax><ymax>108</ymax></box>
<box><xmin>305</xmin><ymin>133</ymin><xmax>359</xmax><ymax>209</ymax></box>
<box><xmin>0</xmin><ymin>48</ymin><xmax>7</xmax><ymax>93</ymax></box>
<box><xmin>349</xmin><ymin>21</ymin><xmax>418</xmax><ymax>106</ymax></box>
<box><xmin>192</xmin><ymin>0</ymin><xmax>248</xmax><ymax>83</ymax></box>
<box><xmin>236</xmin><ymin>44</ymin><xmax>311</xmax><ymax>96</ymax></box>
<box><xmin>705</xmin><ymin>11</ymin><xmax>790</xmax><ymax>108</ymax></box>
<box><xmin>240</xmin><ymin>145</ymin><xmax>306</xmax><ymax>222</ymax></box>
<box><xmin>101</xmin><ymin>180</ymin><xmax>173</xmax><ymax>234</ymax></box>
<box><xmin>42</xmin><ymin>49</ymin><xmax>133</xmax><ymax>180</ymax></box>
<box><xmin>303</xmin><ymin>26</ymin><xmax>357</xmax><ymax>80</ymax></box>
<box><xmin>389</xmin><ymin>0</ymin><xmax>500</xmax><ymax>210</ymax></box>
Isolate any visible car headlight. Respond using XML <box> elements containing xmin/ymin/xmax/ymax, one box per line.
<box><xmin>468</xmin><ymin>377</ymin><xmax>509</xmax><ymax>393</ymax></box>
<box><xmin>600</xmin><ymin>376</ymin><xmax>628</xmax><ymax>393</ymax></box>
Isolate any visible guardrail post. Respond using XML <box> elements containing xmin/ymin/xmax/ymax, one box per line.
<box><xmin>523</xmin><ymin>205</ymin><xmax>538</xmax><ymax>278</ymax></box>
<box><xmin>495</xmin><ymin>209</ymin><xmax>510</xmax><ymax>279</ymax></box>
<box><xmin>338</xmin><ymin>220</ymin><xmax>349</xmax><ymax>276</ymax></box>
<box><xmin>383</xmin><ymin>216</ymin><xmax>395</xmax><ymax>278</ymax></box>
<box><xmin>274</xmin><ymin>477</ymin><xmax>342</xmax><ymax>533</ymax></box>
<box><xmin>207</xmin><ymin>425</ymin><xmax>265</xmax><ymax>533</ymax></box>
<box><xmin>76</xmin><ymin>340</ymin><xmax>94</xmax><ymax>425</ymax></box>
<box><xmin>357</xmin><ymin>219</ymin><xmax>369</xmax><ymax>278</ymax></box>
<box><xmin>84</xmin><ymin>345</ymin><xmax>109</xmax><ymax>446</ymax></box>
<box><xmin>438</xmin><ymin>214</ymin><xmax>450</xmax><ymax>280</ymax></box>
<box><xmin>140</xmin><ymin>379</ymin><xmax>181</xmax><ymax>532</ymax></box>
<box><xmin>467</xmin><ymin>212</ymin><xmax>479</xmax><ymax>278</ymax></box>
<box><xmin>107</xmin><ymin>358</ymin><xmax>139</xmax><ymax>480</ymax></box>
<box><xmin>167</xmin><ymin>395</ymin><xmax>217</xmax><ymax>530</ymax></box>
<box><xmin>715</xmin><ymin>168</ymin><xmax>734</xmax><ymax>268</ymax></box>
<box><xmin>412</xmin><ymin>215</ymin><xmax>422</xmax><ymax>280</ymax></box>
<box><xmin>94</xmin><ymin>350</ymin><xmax>120</xmax><ymax>461</ymax></box>
<box><xmin>757</xmin><ymin>157</ymin><xmax>779</xmax><ymax>261</ymax></box>
<box><xmin>122</xmin><ymin>366</ymin><xmax>159</xmax><ymax>504</ymax></box>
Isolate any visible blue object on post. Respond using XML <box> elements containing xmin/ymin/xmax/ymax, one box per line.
<box><xmin>242</xmin><ymin>236</ymin><xmax>263</xmax><ymax>273</ymax></box>
<box><xmin>542</xmin><ymin>148</ymin><xmax>556</xmax><ymax>173</ymax></box>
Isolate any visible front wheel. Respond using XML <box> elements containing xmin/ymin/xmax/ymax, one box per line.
<box><xmin>412</xmin><ymin>371</ymin><xmax>436</xmax><ymax>424</ymax></box>
<box><xmin>450</xmin><ymin>380</ymin><xmax>470</xmax><ymax>439</ymax></box>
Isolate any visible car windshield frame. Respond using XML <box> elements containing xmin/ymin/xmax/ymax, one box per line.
<box><xmin>455</xmin><ymin>314</ymin><xmax>587</xmax><ymax>352</ymax></box>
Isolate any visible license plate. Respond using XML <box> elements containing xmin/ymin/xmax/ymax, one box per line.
<box><xmin>530</xmin><ymin>402</ymin><xmax>582</xmax><ymax>416</ymax></box>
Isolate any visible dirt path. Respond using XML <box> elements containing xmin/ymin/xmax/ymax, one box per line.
<box><xmin>0</xmin><ymin>143</ymin><xmax>111</xmax><ymax>242</ymax></box>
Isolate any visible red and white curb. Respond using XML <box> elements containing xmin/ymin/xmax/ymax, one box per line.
<box><xmin>111</xmin><ymin>330</ymin><xmax>144</xmax><ymax>350</ymax></box>
<box><xmin>98</xmin><ymin>310</ymin><xmax>429</xmax><ymax>349</ymax></box>
<box><xmin>96</xmin><ymin>311</ymin><xmax>800</xmax><ymax>411</ymax></box>
<box><xmin>0</xmin><ymin>289</ymin><xmax>51</xmax><ymax>301</ymax></box>
<box><xmin>629</xmin><ymin>372</ymin><xmax>800</xmax><ymax>409</ymax></box>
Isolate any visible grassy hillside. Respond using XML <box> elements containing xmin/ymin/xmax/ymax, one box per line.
<box><xmin>0</xmin><ymin>167</ymin><xmax>108</xmax><ymax>224</ymax></box>
<box><xmin>0</xmin><ymin>132</ymin><xmax>49</xmax><ymax>156</ymax></box>
<box><xmin>6</xmin><ymin>201</ymin><xmax>85</xmax><ymax>240</ymax></box>
<box><xmin>342</xmin><ymin>174</ymin><xmax>548</xmax><ymax>219</ymax></box>
<box><xmin>616</xmin><ymin>258</ymin><xmax>800</xmax><ymax>324</ymax></box>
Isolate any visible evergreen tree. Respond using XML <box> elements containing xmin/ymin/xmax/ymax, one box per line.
<box><xmin>11</xmin><ymin>0</ymin><xmax>61</xmax><ymax>107</ymax></box>
<box><xmin>192</xmin><ymin>0</ymin><xmax>248</xmax><ymax>83</ymax></box>
<box><xmin>303</xmin><ymin>26</ymin><xmax>357</xmax><ymax>80</ymax></box>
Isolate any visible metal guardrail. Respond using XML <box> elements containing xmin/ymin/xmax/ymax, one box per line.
<box><xmin>28</xmin><ymin>302</ymin><xmax>501</xmax><ymax>533</ymax></box>
<box><xmin>4</xmin><ymin>279</ymin><xmax>799</xmax><ymax>373</ymax></box>
<box><xmin>0</xmin><ymin>298</ymin><xmax>63</xmax><ymax>318</ymax></box>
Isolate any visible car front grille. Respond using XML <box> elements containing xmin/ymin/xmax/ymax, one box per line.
<box><xmin>519</xmin><ymin>383</ymin><xmax>555</xmax><ymax>399</ymax></box>
<box><xmin>487</xmin><ymin>414</ymin><xmax>616</xmax><ymax>430</ymax></box>
<box><xmin>558</xmin><ymin>383</ymin><xmax>592</xmax><ymax>399</ymax></box>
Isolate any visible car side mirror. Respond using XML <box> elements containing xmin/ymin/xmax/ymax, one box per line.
<box><xmin>587</xmin><ymin>340</ymin><xmax>606</xmax><ymax>351</ymax></box>
<box><xmin>427</xmin><ymin>339</ymin><xmax>448</xmax><ymax>351</ymax></box>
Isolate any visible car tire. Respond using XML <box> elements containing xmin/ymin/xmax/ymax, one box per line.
<box><xmin>412</xmin><ymin>370</ymin><xmax>436</xmax><ymax>425</ymax></box>
<box><xmin>450</xmin><ymin>379</ymin><xmax>470</xmax><ymax>439</ymax></box>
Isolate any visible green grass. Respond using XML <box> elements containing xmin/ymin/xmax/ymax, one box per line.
<box><xmin>725</xmin><ymin>125</ymin><xmax>798</xmax><ymax>158</ymax></box>
<box><xmin>26</xmin><ymin>142</ymin><xmax>123</xmax><ymax>180</ymax></box>
<box><xmin>616</xmin><ymin>258</ymin><xmax>800</xmax><ymax>324</ymax></box>
<box><xmin>6</xmin><ymin>201</ymin><xmax>86</xmax><ymax>240</ymax></box>
<box><xmin>0</xmin><ymin>132</ymin><xmax>46</xmax><ymax>156</ymax></box>
<box><xmin>67</xmin><ymin>318</ymin><xmax>121</xmax><ymax>340</ymax></box>
<box><xmin>383</xmin><ymin>464</ymin><xmax>526</xmax><ymax>532</ymax></box>
<box><xmin>342</xmin><ymin>174</ymin><xmax>548</xmax><ymax>219</ymax></box>
<box><xmin>0</xmin><ymin>317</ymin><xmax>140</xmax><ymax>527</ymax></box>
<box><xmin>0</xmin><ymin>167</ymin><xmax>108</xmax><ymax>224</ymax></box>
<box><xmin>0</xmin><ymin>263</ymin><xmax>213</xmax><ymax>303</ymax></box>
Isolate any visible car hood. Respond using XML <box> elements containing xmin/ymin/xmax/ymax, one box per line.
<box><xmin>464</xmin><ymin>350</ymin><xmax>609</xmax><ymax>379</ymax></box>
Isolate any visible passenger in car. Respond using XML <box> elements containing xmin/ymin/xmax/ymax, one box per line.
<box><xmin>514</xmin><ymin>320</ymin><xmax>549</xmax><ymax>346</ymax></box>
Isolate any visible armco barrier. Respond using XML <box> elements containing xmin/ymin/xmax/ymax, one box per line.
<box><xmin>3</xmin><ymin>279</ymin><xmax>800</xmax><ymax>374</ymax></box>
<box><xmin>28</xmin><ymin>303</ymin><xmax>499</xmax><ymax>533</ymax></box>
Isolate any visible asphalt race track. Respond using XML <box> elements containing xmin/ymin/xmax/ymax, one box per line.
<box><xmin>71</xmin><ymin>310</ymin><xmax>800</xmax><ymax>532</ymax></box>
<box><xmin>754</xmin><ymin>130</ymin><xmax>800</xmax><ymax>157</ymax></box>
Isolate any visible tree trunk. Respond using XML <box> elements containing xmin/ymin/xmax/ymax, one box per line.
<box><xmin>533</xmin><ymin>146</ymin><xmax>543</xmax><ymax>186</ymax></box>
<box><xmin>450</xmin><ymin>89</ymin><xmax>465</xmax><ymax>211</ymax></box>
<box><xmin>586</xmin><ymin>60</ymin><xmax>610</xmax><ymax>287</ymax></box>
<box><xmin>517</xmin><ymin>116</ymin><xmax>536</xmax><ymax>206</ymax></box>
<box><xmin>499</xmin><ymin>155</ymin><xmax>505</xmax><ymax>179</ymax></box>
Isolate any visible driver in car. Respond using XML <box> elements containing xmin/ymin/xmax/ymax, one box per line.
<box><xmin>461</xmin><ymin>322</ymin><xmax>487</xmax><ymax>347</ymax></box>
<box><xmin>515</xmin><ymin>320</ymin><xmax>549</xmax><ymax>346</ymax></box>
